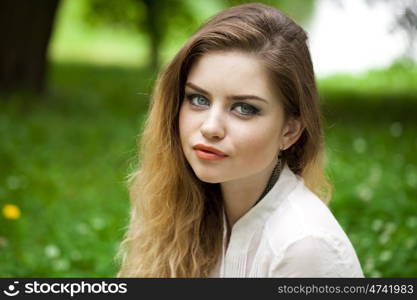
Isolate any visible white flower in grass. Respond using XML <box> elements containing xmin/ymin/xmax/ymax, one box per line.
<box><xmin>379</xmin><ymin>250</ymin><xmax>392</xmax><ymax>262</ymax></box>
<box><xmin>45</xmin><ymin>244</ymin><xmax>60</xmax><ymax>258</ymax></box>
<box><xmin>378</xmin><ymin>222</ymin><xmax>396</xmax><ymax>245</ymax></box>
<box><xmin>356</xmin><ymin>185</ymin><xmax>373</xmax><ymax>202</ymax></box>
<box><xmin>91</xmin><ymin>217</ymin><xmax>105</xmax><ymax>230</ymax></box>
<box><xmin>372</xmin><ymin>219</ymin><xmax>383</xmax><ymax>232</ymax></box>
<box><xmin>353</xmin><ymin>138</ymin><xmax>367</xmax><ymax>153</ymax></box>
<box><xmin>369</xmin><ymin>165</ymin><xmax>382</xmax><ymax>184</ymax></box>
<box><xmin>378</xmin><ymin>232</ymin><xmax>390</xmax><ymax>245</ymax></box>
<box><xmin>371</xmin><ymin>270</ymin><xmax>382</xmax><ymax>278</ymax></box>
<box><xmin>389</xmin><ymin>122</ymin><xmax>403</xmax><ymax>137</ymax></box>
<box><xmin>384</xmin><ymin>222</ymin><xmax>396</xmax><ymax>235</ymax></box>
<box><xmin>53</xmin><ymin>258</ymin><xmax>70</xmax><ymax>271</ymax></box>
<box><xmin>364</xmin><ymin>257</ymin><xmax>375</xmax><ymax>273</ymax></box>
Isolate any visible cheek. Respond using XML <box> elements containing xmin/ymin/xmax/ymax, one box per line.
<box><xmin>179</xmin><ymin>105</ymin><xmax>195</xmax><ymax>145</ymax></box>
<box><xmin>178</xmin><ymin>109</ymin><xmax>187</xmax><ymax>144</ymax></box>
<box><xmin>233</xmin><ymin>123</ymin><xmax>281</xmax><ymax>161</ymax></box>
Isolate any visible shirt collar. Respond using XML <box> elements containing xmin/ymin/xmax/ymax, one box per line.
<box><xmin>222</xmin><ymin>163</ymin><xmax>300</xmax><ymax>250</ymax></box>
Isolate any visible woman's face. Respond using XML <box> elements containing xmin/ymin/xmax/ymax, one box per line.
<box><xmin>179</xmin><ymin>51</ymin><xmax>294</xmax><ymax>184</ymax></box>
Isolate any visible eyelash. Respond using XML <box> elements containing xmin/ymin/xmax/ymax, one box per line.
<box><xmin>185</xmin><ymin>94</ymin><xmax>260</xmax><ymax>117</ymax></box>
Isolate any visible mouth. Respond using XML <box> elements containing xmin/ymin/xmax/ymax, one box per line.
<box><xmin>192</xmin><ymin>144</ymin><xmax>229</xmax><ymax>157</ymax></box>
<box><xmin>193</xmin><ymin>148</ymin><xmax>228</xmax><ymax>160</ymax></box>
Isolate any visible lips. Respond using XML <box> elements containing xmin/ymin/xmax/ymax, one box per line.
<box><xmin>192</xmin><ymin>144</ymin><xmax>229</xmax><ymax>157</ymax></box>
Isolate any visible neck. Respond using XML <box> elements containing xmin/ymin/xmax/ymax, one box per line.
<box><xmin>220</xmin><ymin>157</ymin><xmax>278</xmax><ymax>229</ymax></box>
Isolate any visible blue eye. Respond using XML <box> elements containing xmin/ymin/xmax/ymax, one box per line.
<box><xmin>186</xmin><ymin>94</ymin><xmax>209</xmax><ymax>107</ymax></box>
<box><xmin>234</xmin><ymin>103</ymin><xmax>259</xmax><ymax>116</ymax></box>
<box><xmin>185</xmin><ymin>93</ymin><xmax>260</xmax><ymax>117</ymax></box>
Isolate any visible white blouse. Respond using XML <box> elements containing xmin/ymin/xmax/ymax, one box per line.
<box><xmin>209</xmin><ymin>163</ymin><xmax>364</xmax><ymax>277</ymax></box>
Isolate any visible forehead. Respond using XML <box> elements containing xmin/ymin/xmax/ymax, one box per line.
<box><xmin>186</xmin><ymin>51</ymin><xmax>277</xmax><ymax>100</ymax></box>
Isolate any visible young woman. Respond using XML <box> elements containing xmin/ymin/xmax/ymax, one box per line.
<box><xmin>117</xmin><ymin>3</ymin><xmax>364</xmax><ymax>278</ymax></box>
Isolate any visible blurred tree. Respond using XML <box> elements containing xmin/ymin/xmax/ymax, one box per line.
<box><xmin>227</xmin><ymin>0</ymin><xmax>316</xmax><ymax>26</ymax></box>
<box><xmin>84</xmin><ymin>0</ymin><xmax>316</xmax><ymax>71</ymax></box>
<box><xmin>84</xmin><ymin>0</ymin><xmax>199</xmax><ymax>71</ymax></box>
<box><xmin>0</xmin><ymin>0</ymin><xmax>61</xmax><ymax>94</ymax></box>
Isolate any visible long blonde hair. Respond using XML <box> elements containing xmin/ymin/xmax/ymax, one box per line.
<box><xmin>117</xmin><ymin>3</ymin><xmax>331</xmax><ymax>277</ymax></box>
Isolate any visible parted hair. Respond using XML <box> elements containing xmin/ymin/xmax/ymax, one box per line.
<box><xmin>117</xmin><ymin>2</ymin><xmax>331</xmax><ymax>277</ymax></box>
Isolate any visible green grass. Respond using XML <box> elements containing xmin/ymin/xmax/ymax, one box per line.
<box><xmin>1</xmin><ymin>61</ymin><xmax>416</xmax><ymax>277</ymax></box>
<box><xmin>0</xmin><ymin>62</ymin><xmax>151</xmax><ymax>276</ymax></box>
<box><xmin>317</xmin><ymin>62</ymin><xmax>417</xmax><ymax>277</ymax></box>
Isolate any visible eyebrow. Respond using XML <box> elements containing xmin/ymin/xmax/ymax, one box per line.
<box><xmin>185</xmin><ymin>82</ymin><xmax>268</xmax><ymax>103</ymax></box>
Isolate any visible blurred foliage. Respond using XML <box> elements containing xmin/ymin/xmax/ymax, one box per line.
<box><xmin>228</xmin><ymin>0</ymin><xmax>316</xmax><ymax>25</ymax></box>
<box><xmin>83</xmin><ymin>0</ymin><xmax>200</xmax><ymax>32</ymax></box>
<box><xmin>50</xmin><ymin>0</ymin><xmax>149</xmax><ymax>67</ymax></box>
<box><xmin>53</xmin><ymin>0</ymin><xmax>316</xmax><ymax>69</ymax></box>
<box><xmin>83</xmin><ymin>0</ymin><xmax>145</xmax><ymax>31</ymax></box>
<box><xmin>83</xmin><ymin>0</ymin><xmax>315</xmax><ymax>31</ymax></box>
<box><xmin>319</xmin><ymin>58</ymin><xmax>417</xmax><ymax>105</ymax></box>
<box><xmin>82</xmin><ymin>0</ymin><xmax>215</xmax><ymax>69</ymax></box>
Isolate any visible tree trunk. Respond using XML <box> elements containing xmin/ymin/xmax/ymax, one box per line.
<box><xmin>143</xmin><ymin>0</ymin><xmax>161</xmax><ymax>71</ymax></box>
<box><xmin>0</xmin><ymin>0</ymin><xmax>60</xmax><ymax>95</ymax></box>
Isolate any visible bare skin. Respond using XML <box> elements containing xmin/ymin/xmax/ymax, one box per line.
<box><xmin>179</xmin><ymin>51</ymin><xmax>303</xmax><ymax>240</ymax></box>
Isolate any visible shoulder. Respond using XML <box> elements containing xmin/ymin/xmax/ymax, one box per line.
<box><xmin>263</xmin><ymin>178</ymin><xmax>364</xmax><ymax>277</ymax></box>
<box><xmin>268</xmin><ymin>232</ymin><xmax>364</xmax><ymax>277</ymax></box>
<box><xmin>265</xmin><ymin>178</ymin><xmax>346</xmax><ymax>245</ymax></box>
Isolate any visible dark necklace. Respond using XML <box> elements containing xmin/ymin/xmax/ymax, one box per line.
<box><xmin>252</xmin><ymin>159</ymin><xmax>282</xmax><ymax>207</ymax></box>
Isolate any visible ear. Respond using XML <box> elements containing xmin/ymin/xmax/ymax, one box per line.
<box><xmin>280</xmin><ymin>118</ymin><xmax>304</xmax><ymax>150</ymax></box>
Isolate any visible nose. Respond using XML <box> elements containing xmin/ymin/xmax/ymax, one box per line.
<box><xmin>200</xmin><ymin>105</ymin><xmax>225</xmax><ymax>140</ymax></box>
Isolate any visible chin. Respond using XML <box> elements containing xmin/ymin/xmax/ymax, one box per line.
<box><xmin>194</xmin><ymin>171</ymin><xmax>223</xmax><ymax>184</ymax></box>
<box><xmin>199</xmin><ymin>178</ymin><xmax>221</xmax><ymax>184</ymax></box>
<box><xmin>197</xmin><ymin>175</ymin><xmax>222</xmax><ymax>184</ymax></box>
